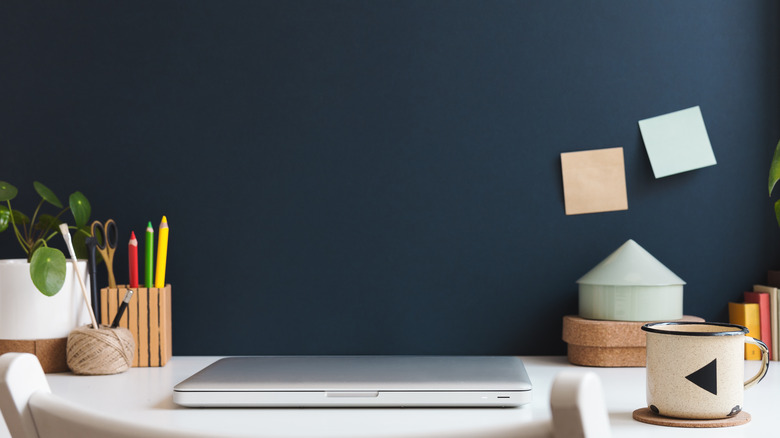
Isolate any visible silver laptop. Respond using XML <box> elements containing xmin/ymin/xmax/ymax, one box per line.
<box><xmin>173</xmin><ymin>356</ymin><xmax>532</xmax><ymax>407</ymax></box>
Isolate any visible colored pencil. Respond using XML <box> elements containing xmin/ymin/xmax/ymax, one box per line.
<box><xmin>128</xmin><ymin>231</ymin><xmax>139</xmax><ymax>288</ymax></box>
<box><xmin>154</xmin><ymin>216</ymin><xmax>169</xmax><ymax>288</ymax></box>
<box><xmin>145</xmin><ymin>222</ymin><xmax>154</xmax><ymax>288</ymax></box>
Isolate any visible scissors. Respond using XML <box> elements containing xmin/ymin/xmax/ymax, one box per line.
<box><xmin>91</xmin><ymin>219</ymin><xmax>118</xmax><ymax>288</ymax></box>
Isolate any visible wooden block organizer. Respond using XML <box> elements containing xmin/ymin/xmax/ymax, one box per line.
<box><xmin>99</xmin><ymin>285</ymin><xmax>172</xmax><ymax>367</ymax></box>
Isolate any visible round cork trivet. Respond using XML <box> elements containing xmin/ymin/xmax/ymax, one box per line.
<box><xmin>632</xmin><ymin>407</ymin><xmax>751</xmax><ymax>428</ymax></box>
<box><xmin>563</xmin><ymin>315</ymin><xmax>705</xmax><ymax>347</ymax></box>
<box><xmin>567</xmin><ymin>344</ymin><xmax>646</xmax><ymax>367</ymax></box>
<box><xmin>563</xmin><ymin>315</ymin><xmax>705</xmax><ymax>367</ymax></box>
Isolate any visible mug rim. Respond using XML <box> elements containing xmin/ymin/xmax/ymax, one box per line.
<box><xmin>641</xmin><ymin>321</ymin><xmax>748</xmax><ymax>336</ymax></box>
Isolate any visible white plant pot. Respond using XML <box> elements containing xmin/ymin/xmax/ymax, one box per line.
<box><xmin>0</xmin><ymin>258</ymin><xmax>91</xmax><ymax>340</ymax></box>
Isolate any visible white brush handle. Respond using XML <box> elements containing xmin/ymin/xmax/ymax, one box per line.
<box><xmin>59</xmin><ymin>224</ymin><xmax>99</xmax><ymax>330</ymax></box>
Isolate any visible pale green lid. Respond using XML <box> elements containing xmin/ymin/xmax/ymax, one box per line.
<box><xmin>577</xmin><ymin>239</ymin><xmax>685</xmax><ymax>286</ymax></box>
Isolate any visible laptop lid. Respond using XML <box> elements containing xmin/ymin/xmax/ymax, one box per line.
<box><xmin>173</xmin><ymin>356</ymin><xmax>532</xmax><ymax>407</ymax></box>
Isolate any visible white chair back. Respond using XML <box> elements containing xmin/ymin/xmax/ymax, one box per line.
<box><xmin>1</xmin><ymin>352</ymin><xmax>610</xmax><ymax>438</ymax></box>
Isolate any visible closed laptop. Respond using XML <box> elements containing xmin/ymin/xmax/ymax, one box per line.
<box><xmin>173</xmin><ymin>355</ymin><xmax>532</xmax><ymax>408</ymax></box>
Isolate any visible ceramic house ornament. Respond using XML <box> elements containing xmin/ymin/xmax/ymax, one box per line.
<box><xmin>577</xmin><ymin>239</ymin><xmax>685</xmax><ymax>321</ymax></box>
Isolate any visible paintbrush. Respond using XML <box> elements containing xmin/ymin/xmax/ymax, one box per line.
<box><xmin>59</xmin><ymin>223</ymin><xmax>99</xmax><ymax>330</ymax></box>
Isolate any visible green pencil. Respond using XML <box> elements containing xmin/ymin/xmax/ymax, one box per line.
<box><xmin>145</xmin><ymin>221</ymin><xmax>154</xmax><ymax>288</ymax></box>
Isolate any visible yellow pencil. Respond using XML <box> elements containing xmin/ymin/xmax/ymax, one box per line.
<box><xmin>155</xmin><ymin>216</ymin><xmax>169</xmax><ymax>288</ymax></box>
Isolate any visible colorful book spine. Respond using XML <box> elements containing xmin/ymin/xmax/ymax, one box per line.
<box><xmin>754</xmin><ymin>285</ymin><xmax>779</xmax><ymax>362</ymax></box>
<box><xmin>745</xmin><ymin>291</ymin><xmax>773</xmax><ymax>360</ymax></box>
<box><xmin>729</xmin><ymin>302</ymin><xmax>762</xmax><ymax>360</ymax></box>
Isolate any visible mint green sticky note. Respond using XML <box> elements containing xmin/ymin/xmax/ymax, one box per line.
<box><xmin>638</xmin><ymin>106</ymin><xmax>717</xmax><ymax>178</ymax></box>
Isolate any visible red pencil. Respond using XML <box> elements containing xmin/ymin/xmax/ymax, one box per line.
<box><xmin>128</xmin><ymin>231</ymin><xmax>139</xmax><ymax>288</ymax></box>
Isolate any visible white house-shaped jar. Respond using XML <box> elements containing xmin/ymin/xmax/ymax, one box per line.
<box><xmin>577</xmin><ymin>239</ymin><xmax>685</xmax><ymax>321</ymax></box>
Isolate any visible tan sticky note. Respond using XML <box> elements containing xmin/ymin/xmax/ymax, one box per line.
<box><xmin>560</xmin><ymin>147</ymin><xmax>628</xmax><ymax>215</ymax></box>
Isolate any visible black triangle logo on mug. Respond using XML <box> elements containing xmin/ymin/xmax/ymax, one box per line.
<box><xmin>685</xmin><ymin>359</ymin><xmax>718</xmax><ymax>395</ymax></box>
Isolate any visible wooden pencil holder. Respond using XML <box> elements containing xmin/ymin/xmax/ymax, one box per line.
<box><xmin>100</xmin><ymin>284</ymin><xmax>172</xmax><ymax>367</ymax></box>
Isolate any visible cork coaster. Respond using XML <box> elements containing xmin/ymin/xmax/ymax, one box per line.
<box><xmin>633</xmin><ymin>407</ymin><xmax>751</xmax><ymax>428</ymax></box>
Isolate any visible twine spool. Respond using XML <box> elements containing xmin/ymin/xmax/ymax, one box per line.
<box><xmin>66</xmin><ymin>325</ymin><xmax>135</xmax><ymax>375</ymax></box>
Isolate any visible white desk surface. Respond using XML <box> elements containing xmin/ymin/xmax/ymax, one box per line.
<box><xmin>0</xmin><ymin>356</ymin><xmax>776</xmax><ymax>437</ymax></box>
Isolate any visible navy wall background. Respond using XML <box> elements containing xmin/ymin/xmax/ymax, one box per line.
<box><xmin>1</xmin><ymin>1</ymin><xmax>778</xmax><ymax>355</ymax></box>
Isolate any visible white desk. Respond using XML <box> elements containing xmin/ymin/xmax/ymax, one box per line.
<box><xmin>0</xmin><ymin>356</ymin><xmax>775</xmax><ymax>437</ymax></box>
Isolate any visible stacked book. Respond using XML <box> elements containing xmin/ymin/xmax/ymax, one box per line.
<box><xmin>728</xmin><ymin>285</ymin><xmax>777</xmax><ymax>361</ymax></box>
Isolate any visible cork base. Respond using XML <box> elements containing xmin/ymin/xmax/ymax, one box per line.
<box><xmin>563</xmin><ymin>315</ymin><xmax>705</xmax><ymax>367</ymax></box>
<box><xmin>0</xmin><ymin>337</ymin><xmax>68</xmax><ymax>373</ymax></box>
<box><xmin>633</xmin><ymin>407</ymin><xmax>751</xmax><ymax>428</ymax></box>
<box><xmin>567</xmin><ymin>344</ymin><xmax>646</xmax><ymax>367</ymax></box>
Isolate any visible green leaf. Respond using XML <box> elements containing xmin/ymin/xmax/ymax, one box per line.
<box><xmin>775</xmin><ymin>199</ymin><xmax>780</xmax><ymax>229</ymax></box>
<box><xmin>769</xmin><ymin>140</ymin><xmax>780</xmax><ymax>196</ymax></box>
<box><xmin>33</xmin><ymin>181</ymin><xmax>63</xmax><ymax>209</ymax></box>
<box><xmin>0</xmin><ymin>205</ymin><xmax>9</xmax><ymax>232</ymax></box>
<box><xmin>29</xmin><ymin>247</ymin><xmax>67</xmax><ymax>297</ymax></box>
<box><xmin>73</xmin><ymin>227</ymin><xmax>90</xmax><ymax>260</ymax></box>
<box><xmin>0</xmin><ymin>181</ymin><xmax>17</xmax><ymax>202</ymax></box>
<box><xmin>11</xmin><ymin>210</ymin><xmax>29</xmax><ymax>225</ymax></box>
<box><xmin>34</xmin><ymin>214</ymin><xmax>61</xmax><ymax>231</ymax></box>
<box><xmin>69</xmin><ymin>191</ymin><xmax>90</xmax><ymax>228</ymax></box>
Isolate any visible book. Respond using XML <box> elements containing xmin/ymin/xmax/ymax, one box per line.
<box><xmin>744</xmin><ymin>291</ymin><xmax>773</xmax><ymax>360</ymax></box>
<box><xmin>729</xmin><ymin>302</ymin><xmax>762</xmax><ymax>360</ymax></box>
<box><xmin>754</xmin><ymin>285</ymin><xmax>779</xmax><ymax>361</ymax></box>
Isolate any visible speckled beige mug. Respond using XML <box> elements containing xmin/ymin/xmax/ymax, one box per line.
<box><xmin>641</xmin><ymin>322</ymin><xmax>769</xmax><ymax>420</ymax></box>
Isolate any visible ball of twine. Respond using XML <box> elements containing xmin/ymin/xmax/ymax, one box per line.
<box><xmin>66</xmin><ymin>325</ymin><xmax>135</xmax><ymax>375</ymax></box>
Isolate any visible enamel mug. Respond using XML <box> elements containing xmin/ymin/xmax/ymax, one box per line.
<box><xmin>641</xmin><ymin>322</ymin><xmax>769</xmax><ymax>419</ymax></box>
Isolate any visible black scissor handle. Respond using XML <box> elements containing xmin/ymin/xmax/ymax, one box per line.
<box><xmin>91</xmin><ymin>219</ymin><xmax>118</xmax><ymax>250</ymax></box>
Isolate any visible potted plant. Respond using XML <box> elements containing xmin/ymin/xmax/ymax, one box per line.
<box><xmin>767</xmin><ymin>140</ymin><xmax>780</xmax><ymax>286</ymax></box>
<box><xmin>0</xmin><ymin>180</ymin><xmax>92</xmax><ymax>371</ymax></box>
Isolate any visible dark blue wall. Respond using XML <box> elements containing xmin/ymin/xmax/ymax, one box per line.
<box><xmin>1</xmin><ymin>1</ymin><xmax>778</xmax><ymax>355</ymax></box>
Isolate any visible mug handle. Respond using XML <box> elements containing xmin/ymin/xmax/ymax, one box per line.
<box><xmin>744</xmin><ymin>337</ymin><xmax>770</xmax><ymax>390</ymax></box>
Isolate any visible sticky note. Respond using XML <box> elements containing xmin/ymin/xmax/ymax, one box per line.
<box><xmin>638</xmin><ymin>106</ymin><xmax>716</xmax><ymax>178</ymax></box>
<box><xmin>560</xmin><ymin>147</ymin><xmax>628</xmax><ymax>216</ymax></box>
